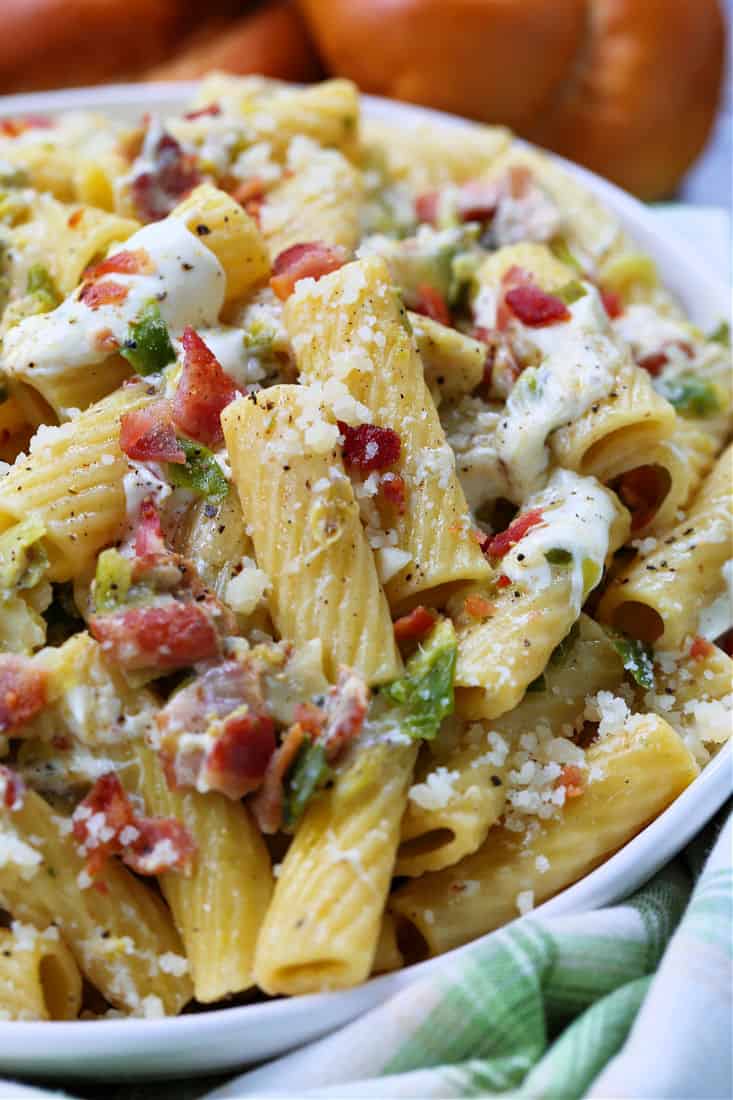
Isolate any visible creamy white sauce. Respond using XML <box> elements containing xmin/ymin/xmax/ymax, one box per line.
<box><xmin>441</xmin><ymin>396</ymin><xmax>509</xmax><ymax>511</ymax></box>
<box><xmin>502</xmin><ymin>469</ymin><xmax>619</xmax><ymax>613</ymax></box>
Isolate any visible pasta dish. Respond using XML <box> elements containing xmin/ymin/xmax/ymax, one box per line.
<box><xmin>0</xmin><ymin>77</ymin><xmax>729</xmax><ymax>1021</ymax></box>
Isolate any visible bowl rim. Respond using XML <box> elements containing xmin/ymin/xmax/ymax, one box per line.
<box><xmin>0</xmin><ymin>80</ymin><xmax>729</xmax><ymax>1070</ymax></box>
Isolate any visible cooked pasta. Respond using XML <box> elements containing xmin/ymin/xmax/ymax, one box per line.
<box><xmin>0</xmin><ymin>77</ymin><xmax>728</xmax><ymax>1020</ymax></box>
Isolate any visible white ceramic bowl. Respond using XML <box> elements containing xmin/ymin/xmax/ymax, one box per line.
<box><xmin>0</xmin><ymin>83</ymin><xmax>730</xmax><ymax>1082</ymax></box>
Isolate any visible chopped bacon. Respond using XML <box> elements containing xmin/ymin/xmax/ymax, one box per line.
<box><xmin>464</xmin><ymin>594</ymin><xmax>494</xmax><ymax>619</ymax></box>
<box><xmin>83</xmin><ymin>249</ymin><xmax>152</xmax><ymax>282</ymax></box>
<box><xmin>130</xmin><ymin>132</ymin><xmax>201</xmax><ymax>222</ymax></box>
<box><xmin>637</xmin><ymin>351</ymin><xmax>669</xmax><ymax>376</ymax></box>
<box><xmin>600</xmin><ymin>289</ymin><xmax>624</xmax><ymax>319</ymax></box>
<box><xmin>322</xmin><ymin>668</ymin><xmax>368</xmax><ymax>758</ymax></box>
<box><xmin>0</xmin><ymin>767</ymin><xmax>25</xmax><ymax>811</ymax></box>
<box><xmin>119</xmin><ymin>400</ymin><xmax>185</xmax><ymax>465</ymax></box>
<box><xmin>472</xmin><ymin>325</ymin><xmax>522</xmax><ymax>392</ymax></box>
<box><xmin>182</xmin><ymin>103</ymin><xmax>221</xmax><ymax>120</ymax></box>
<box><xmin>616</xmin><ymin>466</ymin><xmax>667</xmax><ymax>531</ymax></box>
<box><xmin>201</xmin><ymin>710</ymin><xmax>277</xmax><ymax>800</ymax></box>
<box><xmin>504</xmin><ymin>283</ymin><xmax>570</xmax><ymax>327</ymax></box>
<box><xmin>415</xmin><ymin>191</ymin><xmax>439</xmax><ymax>225</ymax></box>
<box><xmin>689</xmin><ymin>635</ymin><xmax>715</xmax><ymax>661</ymax></box>
<box><xmin>230</xmin><ymin>176</ymin><xmax>265</xmax><ymax>220</ymax></box>
<box><xmin>412</xmin><ymin>284</ymin><xmax>452</xmax><ymax>327</ymax></box>
<box><xmin>557</xmin><ymin>764</ymin><xmax>584</xmax><ymax>799</ymax></box>
<box><xmin>250</xmin><ymin>722</ymin><xmax>306</xmax><ymax>834</ymax></box>
<box><xmin>455</xmin><ymin>180</ymin><xmax>500</xmax><ymax>223</ymax></box>
<box><xmin>79</xmin><ymin>280</ymin><xmax>129</xmax><ymax>309</ymax></box>
<box><xmin>496</xmin><ymin>574</ymin><xmax>512</xmax><ymax>588</ymax></box>
<box><xmin>715</xmin><ymin>629</ymin><xmax>733</xmax><ymax>657</ymax></box>
<box><xmin>171</xmin><ymin>327</ymin><xmax>238</xmax><ymax>447</ymax></box>
<box><xmin>158</xmin><ymin>657</ymin><xmax>268</xmax><ymax>741</ymax></box>
<box><xmin>135</xmin><ymin>497</ymin><xmax>167</xmax><ymax>558</ymax></box>
<box><xmin>90</xmin><ymin>602</ymin><xmax>220</xmax><ymax>672</ymax></box>
<box><xmin>338</xmin><ymin>421</ymin><xmax>401</xmax><ymax>472</ymax></box>
<box><xmin>0</xmin><ymin>115</ymin><xmax>53</xmax><ymax>138</ymax></box>
<box><xmin>485</xmin><ymin>508</ymin><xmax>545</xmax><ymax>560</ymax></box>
<box><xmin>0</xmin><ymin>654</ymin><xmax>47</xmax><ymax>734</ymax></box>
<box><xmin>269</xmin><ymin>242</ymin><xmax>348</xmax><ymax>300</ymax></box>
<box><xmin>394</xmin><ymin>606</ymin><xmax>437</xmax><ymax>643</ymax></box>
<box><xmin>67</xmin><ymin>209</ymin><xmax>84</xmax><ymax>229</ymax></box>
<box><xmin>72</xmin><ymin>772</ymin><xmax>195</xmax><ymax>878</ymax></box>
<box><xmin>380</xmin><ymin>473</ymin><xmax>407</xmax><ymax>514</ymax></box>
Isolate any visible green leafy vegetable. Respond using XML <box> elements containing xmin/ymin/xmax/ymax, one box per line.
<box><xmin>550</xmin><ymin>238</ymin><xmax>582</xmax><ymax>272</ymax></box>
<box><xmin>26</xmin><ymin>264</ymin><xmax>60</xmax><ymax>312</ymax></box>
<box><xmin>283</xmin><ymin>738</ymin><xmax>331</xmax><ymax>830</ymax></box>
<box><xmin>168</xmin><ymin>437</ymin><xmax>229</xmax><ymax>501</ymax></box>
<box><xmin>555</xmin><ymin>280</ymin><xmax>587</xmax><ymax>305</ymax></box>
<box><xmin>657</xmin><ymin>373</ymin><xmax>720</xmax><ymax>418</ymax></box>
<box><xmin>545</xmin><ymin>547</ymin><xmax>573</xmax><ymax>565</ymax></box>
<box><xmin>93</xmin><ymin>548</ymin><xmax>133</xmax><ymax>612</ymax></box>
<box><xmin>611</xmin><ymin>633</ymin><xmax>655</xmax><ymax>690</ymax></box>
<box><xmin>121</xmin><ymin>301</ymin><xmax>176</xmax><ymax>375</ymax></box>
<box><xmin>383</xmin><ymin>619</ymin><xmax>457</xmax><ymax>741</ymax></box>
<box><xmin>708</xmin><ymin>321</ymin><xmax>730</xmax><ymax>347</ymax></box>
<box><xmin>0</xmin><ymin>518</ymin><xmax>48</xmax><ymax>591</ymax></box>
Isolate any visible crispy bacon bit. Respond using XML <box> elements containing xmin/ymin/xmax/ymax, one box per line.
<box><xmin>251</xmin><ymin>722</ymin><xmax>306</xmax><ymax>834</ymax></box>
<box><xmin>90</xmin><ymin>602</ymin><xmax>220</xmax><ymax>672</ymax></box>
<box><xmin>557</xmin><ymin>764</ymin><xmax>584</xmax><ymax>798</ymax></box>
<box><xmin>79</xmin><ymin>280</ymin><xmax>129</xmax><ymax>309</ymax></box>
<box><xmin>464</xmin><ymin>594</ymin><xmax>494</xmax><ymax>620</ymax></box>
<box><xmin>504</xmin><ymin>283</ymin><xmax>570</xmax><ymax>327</ymax></box>
<box><xmin>171</xmin><ymin>327</ymin><xmax>238</xmax><ymax>447</ymax></box>
<box><xmin>72</xmin><ymin>772</ymin><xmax>195</xmax><ymax>878</ymax></box>
<box><xmin>496</xmin><ymin>574</ymin><xmax>512</xmax><ymax>588</ymax></box>
<box><xmin>269</xmin><ymin>242</ymin><xmax>348</xmax><ymax>300</ymax></box>
<box><xmin>485</xmin><ymin>508</ymin><xmax>545</xmax><ymax>560</ymax></box>
<box><xmin>183</xmin><ymin>103</ymin><xmax>221</xmax><ymax>120</ymax></box>
<box><xmin>0</xmin><ymin>767</ymin><xmax>25</xmax><ymax>811</ymax></box>
<box><xmin>600</xmin><ymin>289</ymin><xmax>624</xmax><ymax>319</ymax></box>
<box><xmin>230</xmin><ymin>176</ymin><xmax>266</xmax><ymax>220</ymax></box>
<box><xmin>455</xmin><ymin>180</ymin><xmax>500</xmax><ymax>223</ymax></box>
<box><xmin>135</xmin><ymin>497</ymin><xmax>166</xmax><ymax>558</ymax></box>
<box><xmin>0</xmin><ymin>115</ymin><xmax>53</xmax><ymax>138</ymax></box>
<box><xmin>131</xmin><ymin>131</ymin><xmax>201</xmax><ymax>222</ymax></box>
<box><xmin>412</xmin><ymin>283</ymin><xmax>452</xmax><ymax>327</ymax></box>
<box><xmin>202</xmin><ymin>711</ymin><xmax>277</xmax><ymax>800</ymax></box>
<box><xmin>616</xmin><ymin>466</ymin><xmax>667</xmax><ymax>531</ymax></box>
<box><xmin>322</xmin><ymin>668</ymin><xmax>368</xmax><ymax>758</ymax></box>
<box><xmin>394</xmin><ymin>606</ymin><xmax>437</xmax><ymax>643</ymax></box>
<box><xmin>67</xmin><ymin>208</ymin><xmax>84</xmax><ymax>229</ymax></box>
<box><xmin>119</xmin><ymin>400</ymin><xmax>185</xmax><ymax>465</ymax></box>
<box><xmin>689</xmin><ymin>635</ymin><xmax>715</xmax><ymax>661</ymax></box>
<box><xmin>293</xmin><ymin>701</ymin><xmax>326</xmax><ymax>736</ymax></box>
<box><xmin>415</xmin><ymin>191</ymin><xmax>439</xmax><ymax>225</ymax></box>
<box><xmin>83</xmin><ymin>248</ymin><xmax>152</xmax><ymax>282</ymax></box>
<box><xmin>0</xmin><ymin>654</ymin><xmax>47</xmax><ymax>734</ymax></box>
<box><xmin>380</xmin><ymin>473</ymin><xmax>407</xmax><ymax>514</ymax></box>
<box><xmin>338</xmin><ymin>421</ymin><xmax>401</xmax><ymax>472</ymax></box>
<box><xmin>637</xmin><ymin>351</ymin><xmax>669</xmax><ymax>376</ymax></box>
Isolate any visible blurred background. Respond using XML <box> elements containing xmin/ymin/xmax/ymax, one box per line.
<box><xmin>0</xmin><ymin>0</ymin><xmax>729</xmax><ymax>206</ymax></box>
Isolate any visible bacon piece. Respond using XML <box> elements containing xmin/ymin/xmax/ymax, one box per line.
<box><xmin>130</xmin><ymin>132</ymin><xmax>201</xmax><ymax>222</ymax></box>
<box><xmin>119</xmin><ymin>400</ymin><xmax>185</xmax><ymax>465</ymax></box>
<box><xmin>415</xmin><ymin>191</ymin><xmax>439</xmax><ymax>225</ymax></box>
<box><xmin>201</xmin><ymin>710</ymin><xmax>277</xmax><ymax>800</ymax></box>
<box><xmin>456</xmin><ymin>180</ymin><xmax>500</xmax><ymax>223</ymax></box>
<box><xmin>250</xmin><ymin>722</ymin><xmax>306</xmax><ymax>835</ymax></box>
<box><xmin>182</xmin><ymin>103</ymin><xmax>221</xmax><ymax>120</ymax></box>
<box><xmin>637</xmin><ymin>351</ymin><xmax>669</xmax><ymax>376</ymax></box>
<box><xmin>616</xmin><ymin>466</ymin><xmax>668</xmax><ymax>531</ymax></box>
<box><xmin>171</xmin><ymin>327</ymin><xmax>238</xmax><ymax>447</ymax></box>
<box><xmin>72</xmin><ymin>772</ymin><xmax>195</xmax><ymax>878</ymax></box>
<box><xmin>338</xmin><ymin>421</ymin><xmax>401</xmax><ymax>472</ymax></box>
<box><xmin>412</xmin><ymin>283</ymin><xmax>452</xmax><ymax>327</ymax></box>
<box><xmin>322</xmin><ymin>668</ymin><xmax>368</xmax><ymax>758</ymax></box>
<box><xmin>464</xmin><ymin>594</ymin><xmax>494</xmax><ymax>619</ymax></box>
<box><xmin>83</xmin><ymin>249</ymin><xmax>152</xmax><ymax>282</ymax></box>
<box><xmin>485</xmin><ymin>508</ymin><xmax>545</xmax><ymax>560</ymax></box>
<box><xmin>0</xmin><ymin>766</ymin><xmax>25</xmax><ymax>811</ymax></box>
<box><xmin>380</xmin><ymin>473</ymin><xmax>407</xmax><ymax>514</ymax></box>
<box><xmin>689</xmin><ymin>635</ymin><xmax>715</xmax><ymax>661</ymax></box>
<box><xmin>394</xmin><ymin>606</ymin><xmax>437</xmax><ymax>643</ymax></box>
<box><xmin>0</xmin><ymin>654</ymin><xmax>47</xmax><ymax>734</ymax></box>
<box><xmin>504</xmin><ymin>283</ymin><xmax>570</xmax><ymax>327</ymax></box>
<box><xmin>90</xmin><ymin>602</ymin><xmax>220</xmax><ymax>672</ymax></box>
<box><xmin>0</xmin><ymin>115</ymin><xmax>53</xmax><ymax>138</ymax></box>
<box><xmin>230</xmin><ymin>176</ymin><xmax>265</xmax><ymax>219</ymax></box>
<box><xmin>557</xmin><ymin>764</ymin><xmax>584</xmax><ymax>799</ymax></box>
<box><xmin>79</xmin><ymin>280</ymin><xmax>129</xmax><ymax>309</ymax></box>
<box><xmin>134</xmin><ymin>497</ymin><xmax>167</xmax><ymax>559</ymax></box>
<box><xmin>158</xmin><ymin>657</ymin><xmax>268</xmax><ymax>740</ymax></box>
<box><xmin>269</xmin><ymin>242</ymin><xmax>347</xmax><ymax>300</ymax></box>
<box><xmin>600</xmin><ymin>289</ymin><xmax>624</xmax><ymax>319</ymax></box>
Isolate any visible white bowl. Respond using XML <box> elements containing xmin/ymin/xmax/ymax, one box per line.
<box><xmin>0</xmin><ymin>83</ymin><xmax>730</xmax><ymax>1082</ymax></box>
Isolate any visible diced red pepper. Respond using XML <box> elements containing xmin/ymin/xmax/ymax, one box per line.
<box><xmin>485</xmin><ymin>508</ymin><xmax>545</xmax><ymax>560</ymax></box>
<box><xmin>689</xmin><ymin>635</ymin><xmax>715</xmax><ymax>661</ymax></box>
<box><xmin>600</xmin><ymin>289</ymin><xmax>624</xmax><ymax>319</ymax></box>
<box><xmin>202</xmin><ymin>711</ymin><xmax>277</xmax><ymax>800</ymax></box>
<box><xmin>72</xmin><ymin>772</ymin><xmax>195</xmax><ymax>878</ymax></box>
<box><xmin>504</xmin><ymin>284</ymin><xmax>570</xmax><ymax>327</ymax></box>
<box><xmin>83</xmin><ymin>249</ymin><xmax>152</xmax><ymax>282</ymax></box>
<box><xmin>90</xmin><ymin>602</ymin><xmax>220</xmax><ymax>672</ymax></box>
<box><xmin>380</xmin><ymin>473</ymin><xmax>407</xmax><ymax>513</ymax></box>
<box><xmin>269</xmin><ymin>242</ymin><xmax>347</xmax><ymax>300</ymax></box>
<box><xmin>393</xmin><ymin>606</ymin><xmax>437</xmax><ymax>643</ymax></box>
<box><xmin>171</xmin><ymin>327</ymin><xmax>238</xmax><ymax>447</ymax></box>
<box><xmin>0</xmin><ymin>766</ymin><xmax>25</xmax><ymax>811</ymax></box>
<box><xmin>0</xmin><ymin>654</ymin><xmax>47</xmax><ymax>734</ymax></box>
<box><xmin>79</xmin><ymin>280</ymin><xmax>129</xmax><ymax>309</ymax></box>
<box><xmin>119</xmin><ymin>401</ymin><xmax>185</xmax><ymax>464</ymax></box>
<box><xmin>412</xmin><ymin>283</ymin><xmax>452</xmax><ymax>327</ymax></box>
<box><xmin>338</xmin><ymin>421</ymin><xmax>401</xmax><ymax>472</ymax></box>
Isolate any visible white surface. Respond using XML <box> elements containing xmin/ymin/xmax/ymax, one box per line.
<box><xmin>0</xmin><ymin>83</ymin><xmax>730</xmax><ymax>1082</ymax></box>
